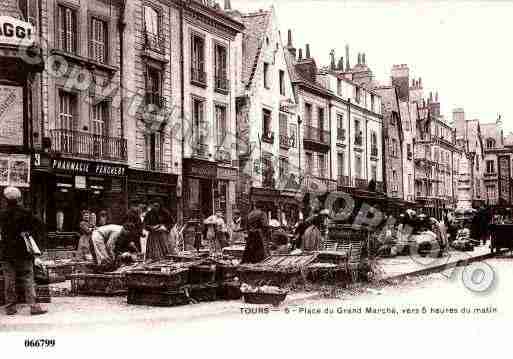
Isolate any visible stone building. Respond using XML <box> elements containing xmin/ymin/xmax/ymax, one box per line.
<box><xmin>233</xmin><ymin>7</ymin><xmax>301</xmax><ymax>224</ymax></box>
<box><xmin>34</xmin><ymin>0</ymin><xmax>127</xmax><ymax>240</ymax></box>
<box><xmin>481</xmin><ymin>120</ymin><xmax>513</xmax><ymax>206</ymax></box>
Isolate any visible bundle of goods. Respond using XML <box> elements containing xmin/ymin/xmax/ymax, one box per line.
<box><xmin>240</xmin><ymin>283</ymin><xmax>288</xmax><ymax>306</ymax></box>
<box><xmin>237</xmin><ymin>254</ymin><xmax>318</xmax><ymax>287</ymax></box>
<box><xmin>43</xmin><ymin>260</ymin><xmax>95</xmax><ymax>283</ymax></box>
<box><xmin>305</xmin><ymin>262</ymin><xmax>350</xmax><ymax>285</ymax></box>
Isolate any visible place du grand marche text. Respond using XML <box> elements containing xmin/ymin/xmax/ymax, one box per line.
<box><xmin>240</xmin><ymin>306</ymin><xmax>498</xmax><ymax>316</ymax></box>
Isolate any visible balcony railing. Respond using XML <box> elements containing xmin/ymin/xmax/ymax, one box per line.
<box><xmin>279</xmin><ymin>134</ymin><xmax>293</xmax><ymax>149</ymax></box>
<box><xmin>337</xmin><ymin>175</ymin><xmax>350</xmax><ymax>187</ymax></box>
<box><xmin>262</xmin><ymin>131</ymin><xmax>275</xmax><ymax>144</ymax></box>
<box><xmin>354</xmin><ymin>135</ymin><xmax>363</xmax><ymax>146</ymax></box>
<box><xmin>215</xmin><ymin>76</ymin><xmax>229</xmax><ymax>93</ymax></box>
<box><xmin>191</xmin><ymin>67</ymin><xmax>207</xmax><ymax>86</ymax></box>
<box><xmin>302</xmin><ymin>175</ymin><xmax>337</xmax><ymax>192</ymax></box>
<box><xmin>354</xmin><ymin>178</ymin><xmax>368</xmax><ymax>189</ymax></box>
<box><xmin>337</xmin><ymin>128</ymin><xmax>346</xmax><ymax>141</ymax></box>
<box><xmin>304</xmin><ymin>125</ymin><xmax>330</xmax><ymax>145</ymax></box>
<box><xmin>145</xmin><ymin>92</ymin><xmax>167</xmax><ymax>108</ymax></box>
<box><xmin>193</xmin><ymin>143</ymin><xmax>209</xmax><ymax>158</ymax></box>
<box><xmin>144</xmin><ymin>31</ymin><xmax>165</xmax><ymax>54</ymax></box>
<box><xmin>50</xmin><ymin>129</ymin><xmax>127</xmax><ymax>162</ymax></box>
<box><xmin>371</xmin><ymin>147</ymin><xmax>378</xmax><ymax>157</ymax></box>
<box><xmin>144</xmin><ymin>161</ymin><xmax>170</xmax><ymax>173</ymax></box>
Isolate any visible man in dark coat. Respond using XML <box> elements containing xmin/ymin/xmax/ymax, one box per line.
<box><xmin>0</xmin><ymin>187</ymin><xmax>47</xmax><ymax>315</ymax></box>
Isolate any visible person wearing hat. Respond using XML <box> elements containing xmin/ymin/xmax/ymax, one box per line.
<box><xmin>229</xmin><ymin>209</ymin><xmax>244</xmax><ymax>244</ymax></box>
<box><xmin>0</xmin><ymin>187</ymin><xmax>47</xmax><ymax>315</ymax></box>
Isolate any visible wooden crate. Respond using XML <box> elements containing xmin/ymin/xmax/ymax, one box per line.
<box><xmin>125</xmin><ymin>269</ymin><xmax>189</xmax><ymax>290</ymax></box>
<box><xmin>70</xmin><ymin>273</ymin><xmax>126</xmax><ymax>296</ymax></box>
<box><xmin>127</xmin><ymin>287</ymin><xmax>189</xmax><ymax>307</ymax></box>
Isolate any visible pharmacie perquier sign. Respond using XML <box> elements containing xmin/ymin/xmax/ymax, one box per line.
<box><xmin>0</xmin><ymin>16</ymin><xmax>35</xmax><ymax>47</ymax></box>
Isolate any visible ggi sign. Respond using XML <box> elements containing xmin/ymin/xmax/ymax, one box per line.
<box><xmin>0</xmin><ymin>16</ymin><xmax>34</xmax><ymax>47</ymax></box>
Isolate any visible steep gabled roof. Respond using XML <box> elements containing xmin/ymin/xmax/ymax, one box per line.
<box><xmin>240</xmin><ymin>10</ymin><xmax>271</xmax><ymax>88</ymax></box>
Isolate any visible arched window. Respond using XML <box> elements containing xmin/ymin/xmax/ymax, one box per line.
<box><xmin>486</xmin><ymin>138</ymin><xmax>496</xmax><ymax>149</ymax></box>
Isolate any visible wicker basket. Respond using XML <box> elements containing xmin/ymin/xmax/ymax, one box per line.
<box><xmin>243</xmin><ymin>291</ymin><xmax>288</xmax><ymax>306</ymax></box>
<box><xmin>125</xmin><ymin>269</ymin><xmax>189</xmax><ymax>290</ymax></box>
<box><xmin>70</xmin><ymin>273</ymin><xmax>126</xmax><ymax>296</ymax></box>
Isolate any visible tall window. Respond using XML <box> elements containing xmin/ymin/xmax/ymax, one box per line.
<box><xmin>288</xmin><ymin>124</ymin><xmax>297</xmax><ymax>148</ymax></box>
<box><xmin>146</xmin><ymin>66</ymin><xmax>162</xmax><ymax>107</ymax></box>
<box><xmin>306</xmin><ymin>152</ymin><xmax>313</xmax><ymax>174</ymax></box>
<box><xmin>214</xmin><ymin>44</ymin><xmax>228</xmax><ymax>91</ymax></box>
<box><xmin>58</xmin><ymin>5</ymin><xmax>77</xmax><ymax>54</ymax></box>
<box><xmin>279</xmin><ymin>113</ymin><xmax>288</xmax><ymax>147</ymax></box>
<box><xmin>354</xmin><ymin>119</ymin><xmax>362</xmax><ymax>145</ymax></box>
<box><xmin>92</xmin><ymin>102</ymin><xmax>108</xmax><ymax>157</ymax></box>
<box><xmin>355</xmin><ymin>86</ymin><xmax>361</xmax><ymax>103</ymax></box>
<box><xmin>193</xmin><ymin>98</ymin><xmax>206</xmax><ymax>146</ymax></box>
<box><xmin>279</xmin><ymin>70</ymin><xmax>285</xmax><ymax>96</ymax></box>
<box><xmin>90</xmin><ymin>18</ymin><xmax>107</xmax><ymax>63</ymax></box>
<box><xmin>392</xmin><ymin>170</ymin><xmax>397</xmax><ymax>188</ymax></box>
<box><xmin>391</xmin><ymin>139</ymin><xmax>398</xmax><ymax>157</ymax></box>
<box><xmin>371</xmin><ymin>94</ymin><xmax>375</xmax><ymax>112</ymax></box>
<box><xmin>408</xmin><ymin>174</ymin><xmax>412</xmax><ymax>194</ymax></box>
<box><xmin>337</xmin><ymin>79</ymin><xmax>342</xmax><ymax>96</ymax></box>
<box><xmin>337</xmin><ymin>114</ymin><xmax>345</xmax><ymax>141</ymax></box>
<box><xmin>318</xmin><ymin>154</ymin><xmax>326</xmax><ymax>178</ymax></box>
<box><xmin>279</xmin><ymin>157</ymin><xmax>288</xmax><ymax>179</ymax></box>
<box><xmin>487</xmin><ymin>139</ymin><xmax>496</xmax><ymax>149</ymax></box>
<box><xmin>145</xmin><ymin>132</ymin><xmax>163</xmax><ymax>171</ymax></box>
<box><xmin>20</xmin><ymin>0</ymin><xmax>38</xmax><ymax>26</ymax></box>
<box><xmin>371</xmin><ymin>131</ymin><xmax>377</xmax><ymax>155</ymax></box>
<box><xmin>215</xmin><ymin>104</ymin><xmax>227</xmax><ymax>147</ymax></box>
<box><xmin>355</xmin><ymin>154</ymin><xmax>362</xmax><ymax>178</ymax></box>
<box><xmin>486</xmin><ymin>160</ymin><xmax>495</xmax><ymax>174</ymax></box>
<box><xmin>58</xmin><ymin>91</ymin><xmax>76</xmax><ymax>153</ymax></box>
<box><xmin>144</xmin><ymin>5</ymin><xmax>159</xmax><ymax>34</ymax></box>
<box><xmin>337</xmin><ymin>152</ymin><xmax>345</xmax><ymax>177</ymax></box>
<box><xmin>305</xmin><ymin>103</ymin><xmax>312</xmax><ymax>126</ymax></box>
<box><xmin>262</xmin><ymin>109</ymin><xmax>272</xmax><ymax>140</ymax></box>
<box><xmin>191</xmin><ymin>35</ymin><xmax>206</xmax><ymax>84</ymax></box>
<box><xmin>263</xmin><ymin>62</ymin><xmax>270</xmax><ymax>89</ymax></box>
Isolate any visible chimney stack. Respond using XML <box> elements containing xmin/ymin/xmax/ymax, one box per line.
<box><xmin>224</xmin><ymin>0</ymin><xmax>232</xmax><ymax>10</ymax></box>
<box><xmin>412</xmin><ymin>78</ymin><xmax>415</xmax><ymax>87</ymax></box>
<box><xmin>345</xmin><ymin>44</ymin><xmax>350</xmax><ymax>70</ymax></box>
<box><xmin>305</xmin><ymin>44</ymin><xmax>311</xmax><ymax>59</ymax></box>
<box><xmin>418</xmin><ymin>77</ymin><xmax>422</xmax><ymax>88</ymax></box>
<box><xmin>338</xmin><ymin>57</ymin><xmax>344</xmax><ymax>72</ymax></box>
<box><xmin>286</xmin><ymin>29</ymin><xmax>296</xmax><ymax>60</ymax></box>
<box><xmin>435</xmin><ymin>91</ymin><xmax>439</xmax><ymax>102</ymax></box>
<box><xmin>330</xmin><ymin>49</ymin><xmax>336</xmax><ymax>70</ymax></box>
<box><xmin>357</xmin><ymin>53</ymin><xmax>361</xmax><ymax>65</ymax></box>
<box><xmin>429</xmin><ymin>92</ymin><xmax>433</xmax><ymax>102</ymax></box>
<box><xmin>298</xmin><ymin>48</ymin><xmax>303</xmax><ymax>61</ymax></box>
<box><xmin>362</xmin><ymin>53</ymin><xmax>366</xmax><ymax>65</ymax></box>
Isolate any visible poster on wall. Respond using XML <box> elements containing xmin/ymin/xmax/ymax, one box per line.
<box><xmin>0</xmin><ymin>154</ymin><xmax>30</xmax><ymax>187</ymax></box>
<box><xmin>0</xmin><ymin>85</ymin><xmax>24</xmax><ymax>146</ymax></box>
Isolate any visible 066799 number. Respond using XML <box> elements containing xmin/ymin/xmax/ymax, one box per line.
<box><xmin>24</xmin><ymin>339</ymin><xmax>55</xmax><ymax>348</ymax></box>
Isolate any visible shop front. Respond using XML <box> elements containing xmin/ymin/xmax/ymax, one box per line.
<box><xmin>33</xmin><ymin>156</ymin><xmax>127</xmax><ymax>249</ymax></box>
<box><xmin>127</xmin><ymin>168</ymin><xmax>178</xmax><ymax>221</ymax></box>
<box><xmin>183</xmin><ymin>158</ymin><xmax>237</xmax><ymax>224</ymax></box>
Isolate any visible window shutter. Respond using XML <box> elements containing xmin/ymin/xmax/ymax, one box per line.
<box><xmin>58</xmin><ymin>7</ymin><xmax>65</xmax><ymax>50</ymax></box>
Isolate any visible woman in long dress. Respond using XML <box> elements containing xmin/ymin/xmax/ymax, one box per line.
<box><xmin>241</xmin><ymin>207</ymin><xmax>268</xmax><ymax>264</ymax></box>
<box><xmin>144</xmin><ymin>202</ymin><xmax>174</xmax><ymax>261</ymax></box>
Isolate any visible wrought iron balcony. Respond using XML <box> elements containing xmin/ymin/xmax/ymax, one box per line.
<box><xmin>337</xmin><ymin>175</ymin><xmax>351</xmax><ymax>187</ymax></box>
<box><xmin>304</xmin><ymin>125</ymin><xmax>330</xmax><ymax>145</ymax></box>
<box><xmin>215</xmin><ymin>76</ymin><xmax>230</xmax><ymax>93</ymax></box>
<box><xmin>145</xmin><ymin>92</ymin><xmax>167</xmax><ymax>108</ymax></box>
<box><xmin>354</xmin><ymin>178</ymin><xmax>368</xmax><ymax>189</ymax></box>
<box><xmin>50</xmin><ymin>129</ymin><xmax>127</xmax><ymax>162</ymax></box>
<box><xmin>144</xmin><ymin>31</ymin><xmax>165</xmax><ymax>54</ymax></box>
<box><xmin>279</xmin><ymin>134</ymin><xmax>293</xmax><ymax>149</ymax></box>
<box><xmin>191</xmin><ymin>67</ymin><xmax>207</xmax><ymax>86</ymax></box>
<box><xmin>262</xmin><ymin>131</ymin><xmax>275</xmax><ymax>144</ymax></box>
<box><xmin>193</xmin><ymin>142</ymin><xmax>209</xmax><ymax>158</ymax></box>
<box><xmin>302</xmin><ymin>175</ymin><xmax>337</xmax><ymax>192</ymax></box>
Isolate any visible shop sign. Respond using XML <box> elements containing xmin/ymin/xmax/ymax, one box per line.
<box><xmin>498</xmin><ymin>155</ymin><xmax>511</xmax><ymax>204</ymax></box>
<box><xmin>251</xmin><ymin>187</ymin><xmax>281</xmax><ymax>198</ymax></box>
<box><xmin>183</xmin><ymin>159</ymin><xmax>216</xmax><ymax>179</ymax></box>
<box><xmin>0</xmin><ymin>86</ymin><xmax>23</xmax><ymax>146</ymax></box>
<box><xmin>0</xmin><ymin>16</ymin><xmax>34</xmax><ymax>47</ymax></box>
<box><xmin>217</xmin><ymin>166</ymin><xmax>237</xmax><ymax>181</ymax></box>
<box><xmin>0</xmin><ymin>154</ymin><xmax>30</xmax><ymax>187</ymax></box>
<box><xmin>74</xmin><ymin>175</ymin><xmax>86</xmax><ymax>189</ymax></box>
<box><xmin>52</xmin><ymin>158</ymin><xmax>126</xmax><ymax>177</ymax></box>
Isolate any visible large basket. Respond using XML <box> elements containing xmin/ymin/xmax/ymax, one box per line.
<box><xmin>70</xmin><ymin>273</ymin><xmax>126</xmax><ymax>296</ymax></box>
<box><xmin>125</xmin><ymin>269</ymin><xmax>189</xmax><ymax>290</ymax></box>
<box><xmin>243</xmin><ymin>291</ymin><xmax>288</xmax><ymax>306</ymax></box>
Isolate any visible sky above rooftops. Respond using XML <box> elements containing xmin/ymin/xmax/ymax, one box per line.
<box><xmin>233</xmin><ymin>0</ymin><xmax>513</xmax><ymax>134</ymax></box>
